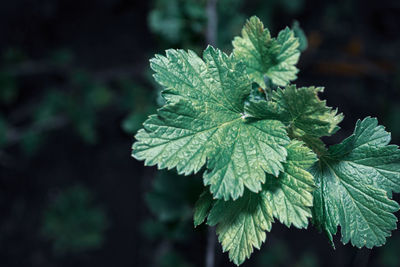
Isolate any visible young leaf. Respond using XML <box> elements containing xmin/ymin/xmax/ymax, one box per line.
<box><xmin>132</xmin><ymin>46</ymin><xmax>290</xmax><ymax>200</ymax></box>
<box><xmin>202</xmin><ymin>140</ymin><xmax>317</xmax><ymax>265</ymax></box>
<box><xmin>207</xmin><ymin>191</ymin><xmax>274</xmax><ymax>266</ymax></box>
<box><xmin>245</xmin><ymin>85</ymin><xmax>343</xmax><ymax>152</ymax></box>
<box><xmin>233</xmin><ymin>16</ymin><xmax>300</xmax><ymax>87</ymax></box>
<box><xmin>310</xmin><ymin>117</ymin><xmax>400</xmax><ymax>248</ymax></box>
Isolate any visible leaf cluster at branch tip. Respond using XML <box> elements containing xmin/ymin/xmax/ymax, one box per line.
<box><xmin>132</xmin><ymin>15</ymin><xmax>400</xmax><ymax>266</ymax></box>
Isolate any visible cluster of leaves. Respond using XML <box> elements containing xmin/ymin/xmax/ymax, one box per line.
<box><xmin>42</xmin><ymin>185</ymin><xmax>108</xmax><ymax>254</ymax></box>
<box><xmin>132</xmin><ymin>16</ymin><xmax>400</xmax><ymax>265</ymax></box>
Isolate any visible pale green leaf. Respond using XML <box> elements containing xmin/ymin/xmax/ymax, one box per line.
<box><xmin>193</xmin><ymin>190</ymin><xmax>213</xmax><ymax>227</ymax></box>
<box><xmin>203</xmin><ymin>140</ymin><xmax>317</xmax><ymax>265</ymax></box>
<box><xmin>233</xmin><ymin>16</ymin><xmax>300</xmax><ymax>87</ymax></box>
<box><xmin>207</xmin><ymin>191</ymin><xmax>274</xmax><ymax>266</ymax></box>
<box><xmin>263</xmin><ymin>140</ymin><xmax>317</xmax><ymax>228</ymax></box>
<box><xmin>132</xmin><ymin>46</ymin><xmax>290</xmax><ymax>200</ymax></box>
<box><xmin>311</xmin><ymin>117</ymin><xmax>400</xmax><ymax>248</ymax></box>
<box><xmin>329</xmin><ymin>117</ymin><xmax>400</xmax><ymax>197</ymax></box>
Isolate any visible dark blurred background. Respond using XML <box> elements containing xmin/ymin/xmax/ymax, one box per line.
<box><xmin>0</xmin><ymin>0</ymin><xmax>399</xmax><ymax>266</ymax></box>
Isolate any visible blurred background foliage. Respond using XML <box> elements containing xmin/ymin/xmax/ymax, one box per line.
<box><xmin>0</xmin><ymin>0</ymin><xmax>399</xmax><ymax>266</ymax></box>
<box><xmin>42</xmin><ymin>185</ymin><xmax>108</xmax><ymax>254</ymax></box>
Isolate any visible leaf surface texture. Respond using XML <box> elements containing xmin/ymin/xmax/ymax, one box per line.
<box><xmin>133</xmin><ymin>47</ymin><xmax>290</xmax><ymax>200</ymax></box>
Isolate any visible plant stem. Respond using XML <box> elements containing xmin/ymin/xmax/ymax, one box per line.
<box><xmin>206</xmin><ymin>0</ymin><xmax>218</xmax><ymax>46</ymax></box>
<box><xmin>206</xmin><ymin>226</ymin><xmax>216</xmax><ymax>267</ymax></box>
<box><xmin>205</xmin><ymin>2</ymin><xmax>218</xmax><ymax>266</ymax></box>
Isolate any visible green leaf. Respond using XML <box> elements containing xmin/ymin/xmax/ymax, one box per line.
<box><xmin>193</xmin><ymin>190</ymin><xmax>213</xmax><ymax>227</ymax></box>
<box><xmin>207</xmin><ymin>191</ymin><xmax>274</xmax><ymax>266</ymax></box>
<box><xmin>263</xmin><ymin>140</ymin><xmax>317</xmax><ymax>228</ymax></box>
<box><xmin>310</xmin><ymin>117</ymin><xmax>400</xmax><ymax>248</ymax></box>
<box><xmin>132</xmin><ymin>46</ymin><xmax>290</xmax><ymax>200</ymax></box>
<box><xmin>233</xmin><ymin>16</ymin><xmax>300</xmax><ymax>87</ymax></box>
<box><xmin>245</xmin><ymin>85</ymin><xmax>343</xmax><ymax>152</ymax></box>
<box><xmin>292</xmin><ymin>20</ymin><xmax>308</xmax><ymax>52</ymax></box>
<box><xmin>203</xmin><ymin>140</ymin><xmax>316</xmax><ymax>265</ymax></box>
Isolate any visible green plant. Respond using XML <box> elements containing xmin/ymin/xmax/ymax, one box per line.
<box><xmin>132</xmin><ymin>16</ymin><xmax>400</xmax><ymax>265</ymax></box>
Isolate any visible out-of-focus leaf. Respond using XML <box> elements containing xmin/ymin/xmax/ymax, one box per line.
<box><xmin>377</xmin><ymin>234</ymin><xmax>400</xmax><ymax>267</ymax></box>
<box><xmin>385</xmin><ymin>104</ymin><xmax>400</xmax><ymax>141</ymax></box>
<box><xmin>193</xmin><ymin>190</ymin><xmax>213</xmax><ymax>227</ymax></box>
<box><xmin>149</xmin><ymin>7</ymin><xmax>183</xmax><ymax>44</ymax></box>
<box><xmin>295</xmin><ymin>251</ymin><xmax>319</xmax><ymax>267</ymax></box>
<box><xmin>118</xmin><ymin>79</ymin><xmax>150</xmax><ymax>110</ymax></box>
<box><xmin>148</xmin><ymin>0</ymin><xmax>206</xmax><ymax>46</ymax></box>
<box><xmin>66</xmin><ymin>71</ymin><xmax>113</xmax><ymax>144</ymax></box>
<box><xmin>34</xmin><ymin>90</ymin><xmax>64</xmax><ymax>124</ymax></box>
<box><xmin>0</xmin><ymin>115</ymin><xmax>8</xmax><ymax>147</ymax></box>
<box><xmin>255</xmin><ymin>240</ymin><xmax>289</xmax><ymax>266</ymax></box>
<box><xmin>87</xmin><ymin>85</ymin><xmax>113</xmax><ymax>109</ymax></box>
<box><xmin>75</xmin><ymin>118</ymin><xmax>98</xmax><ymax>144</ymax></box>
<box><xmin>42</xmin><ymin>185</ymin><xmax>108</xmax><ymax>254</ymax></box>
<box><xmin>2</xmin><ymin>47</ymin><xmax>27</xmax><ymax>64</ymax></box>
<box><xmin>0</xmin><ymin>71</ymin><xmax>18</xmax><ymax>105</ymax></box>
<box><xmin>279</xmin><ymin>0</ymin><xmax>305</xmax><ymax>14</ymax></box>
<box><xmin>159</xmin><ymin>250</ymin><xmax>194</xmax><ymax>267</ymax></box>
<box><xmin>20</xmin><ymin>130</ymin><xmax>43</xmax><ymax>156</ymax></box>
<box><xmin>292</xmin><ymin>20</ymin><xmax>308</xmax><ymax>52</ymax></box>
<box><xmin>122</xmin><ymin>112</ymin><xmax>148</xmax><ymax>135</ymax></box>
<box><xmin>119</xmin><ymin>80</ymin><xmax>157</xmax><ymax>135</ymax></box>
<box><xmin>141</xmin><ymin>218</ymin><xmax>192</xmax><ymax>242</ymax></box>
<box><xmin>146</xmin><ymin>170</ymin><xmax>202</xmax><ymax>222</ymax></box>
<box><xmin>50</xmin><ymin>49</ymin><xmax>74</xmax><ymax>66</ymax></box>
<box><xmin>217</xmin><ymin>0</ymin><xmax>246</xmax><ymax>49</ymax></box>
